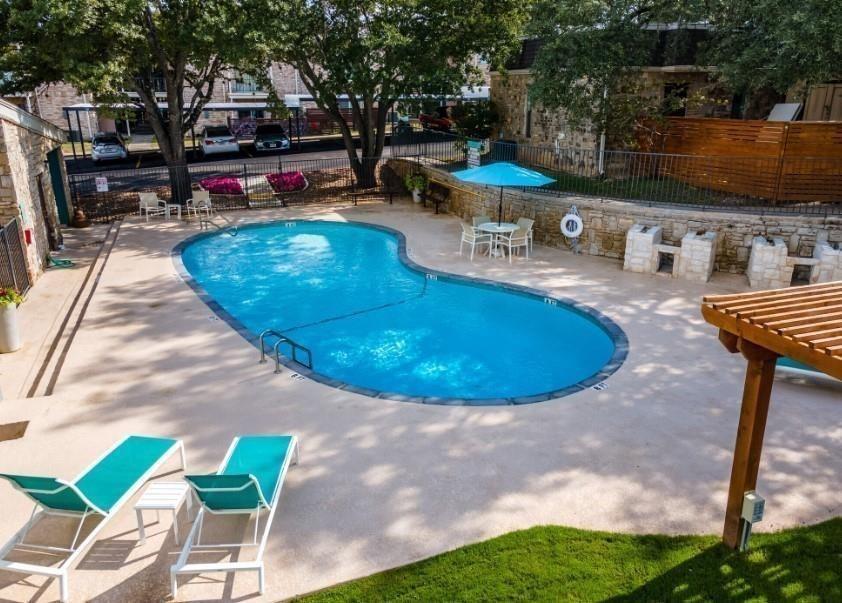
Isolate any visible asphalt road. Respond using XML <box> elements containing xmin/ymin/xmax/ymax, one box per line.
<box><xmin>64</xmin><ymin>130</ymin><xmax>456</xmax><ymax>174</ymax></box>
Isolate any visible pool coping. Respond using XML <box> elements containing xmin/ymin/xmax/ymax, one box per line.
<box><xmin>171</xmin><ymin>218</ymin><xmax>629</xmax><ymax>406</ymax></box>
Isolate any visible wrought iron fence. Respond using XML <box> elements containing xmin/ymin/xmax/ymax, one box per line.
<box><xmin>390</xmin><ymin>131</ymin><xmax>842</xmax><ymax>216</ymax></box>
<box><xmin>68</xmin><ymin>156</ymin><xmax>395</xmax><ymax>222</ymax></box>
<box><xmin>0</xmin><ymin>218</ymin><xmax>31</xmax><ymax>294</ymax></box>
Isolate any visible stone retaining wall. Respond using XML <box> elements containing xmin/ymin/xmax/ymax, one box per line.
<box><xmin>389</xmin><ymin>158</ymin><xmax>842</xmax><ymax>274</ymax></box>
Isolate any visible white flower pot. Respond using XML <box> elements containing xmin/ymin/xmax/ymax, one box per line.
<box><xmin>412</xmin><ymin>189</ymin><xmax>422</xmax><ymax>203</ymax></box>
<box><xmin>0</xmin><ymin>304</ymin><xmax>21</xmax><ymax>353</ymax></box>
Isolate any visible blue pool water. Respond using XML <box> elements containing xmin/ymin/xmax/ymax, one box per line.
<box><xmin>179</xmin><ymin>221</ymin><xmax>623</xmax><ymax>402</ymax></box>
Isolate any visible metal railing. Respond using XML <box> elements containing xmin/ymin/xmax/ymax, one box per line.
<box><xmin>0</xmin><ymin>218</ymin><xmax>31</xmax><ymax>294</ymax></box>
<box><xmin>67</xmin><ymin>156</ymin><xmax>396</xmax><ymax>222</ymax></box>
<box><xmin>259</xmin><ymin>329</ymin><xmax>313</xmax><ymax>373</ymax></box>
<box><xmin>390</xmin><ymin>131</ymin><xmax>842</xmax><ymax>216</ymax></box>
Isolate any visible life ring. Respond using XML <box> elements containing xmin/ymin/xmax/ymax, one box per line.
<box><xmin>561</xmin><ymin>213</ymin><xmax>583</xmax><ymax>238</ymax></box>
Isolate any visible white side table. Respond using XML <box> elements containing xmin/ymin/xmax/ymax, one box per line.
<box><xmin>135</xmin><ymin>481</ymin><xmax>191</xmax><ymax>545</ymax></box>
<box><xmin>165</xmin><ymin>203</ymin><xmax>182</xmax><ymax>220</ymax></box>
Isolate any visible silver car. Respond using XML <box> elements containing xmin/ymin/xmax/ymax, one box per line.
<box><xmin>91</xmin><ymin>133</ymin><xmax>128</xmax><ymax>163</ymax></box>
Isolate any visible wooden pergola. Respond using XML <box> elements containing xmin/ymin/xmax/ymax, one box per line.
<box><xmin>701</xmin><ymin>281</ymin><xmax>842</xmax><ymax>549</ymax></box>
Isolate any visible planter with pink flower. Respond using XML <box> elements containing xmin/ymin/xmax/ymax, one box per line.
<box><xmin>198</xmin><ymin>175</ymin><xmax>245</xmax><ymax>196</ymax></box>
<box><xmin>0</xmin><ymin>288</ymin><xmax>23</xmax><ymax>353</ymax></box>
<box><xmin>265</xmin><ymin>171</ymin><xmax>309</xmax><ymax>194</ymax></box>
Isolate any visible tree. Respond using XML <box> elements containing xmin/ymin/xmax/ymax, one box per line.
<box><xmin>705</xmin><ymin>0</ymin><xmax>842</xmax><ymax>107</ymax></box>
<box><xmin>261</xmin><ymin>0</ymin><xmax>529</xmax><ymax>186</ymax></box>
<box><xmin>451</xmin><ymin>101</ymin><xmax>500</xmax><ymax>140</ymax></box>
<box><xmin>527</xmin><ymin>0</ymin><xmax>707</xmax><ymax>147</ymax></box>
<box><xmin>0</xmin><ymin>0</ymin><xmax>261</xmax><ymax>201</ymax></box>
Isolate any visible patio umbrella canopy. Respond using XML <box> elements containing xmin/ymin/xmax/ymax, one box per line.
<box><xmin>452</xmin><ymin>162</ymin><xmax>555</xmax><ymax>224</ymax></box>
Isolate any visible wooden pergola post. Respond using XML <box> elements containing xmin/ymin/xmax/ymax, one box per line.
<box><xmin>702</xmin><ymin>282</ymin><xmax>842</xmax><ymax>550</ymax></box>
<box><xmin>720</xmin><ymin>335</ymin><xmax>778</xmax><ymax>548</ymax></box>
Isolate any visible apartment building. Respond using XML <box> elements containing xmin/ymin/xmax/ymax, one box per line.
<box><xmin>3</xmin><ymin>63</ymin><xmax>305</xmax><ymax>140</ymax></box>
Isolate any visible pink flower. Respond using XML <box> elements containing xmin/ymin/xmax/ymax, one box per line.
<box><xmin>266</xmin><ymin>171</ymin><xmax>307</xmax><ymax>193</ymax></box>
<box><xmin>199</xmin><ymin>175</ymin><xmax>244</xmax><ymax>195</ymax></box>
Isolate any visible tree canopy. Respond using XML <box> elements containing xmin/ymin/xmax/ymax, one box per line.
<box><xmin>527</xmin><ymin>0</ymin><xmax>842</xmax><ymax>144</ymax></box>
<box><xmin>261</xmin><ymin>0</ymin><xmax>529</xmax><ymax>183</ymax></box>
<box><xmin>705</xmin><ymin>0</ymin><xmax>842</xmax><ymax>97</ymax></box>
<box><xmin>0</xmin><ymin>0</ymin><xmax>259</xmax><ymax>177</ymax></box>
<box><xmin>527</xmin><ymin>0</ymin><xmax>706</xmax><ymax>146</ymax></box>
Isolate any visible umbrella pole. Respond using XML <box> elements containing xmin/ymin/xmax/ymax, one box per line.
<box><xmin>498</xmin><ymin>187</ymin><xmax>503</xmax><ymax>225</ymax></box>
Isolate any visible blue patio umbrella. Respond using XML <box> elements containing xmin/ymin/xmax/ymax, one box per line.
<box><xmin>452</xmin><ymin>162</ymin><xmax>555</xmax><ymax>225</ymax></box>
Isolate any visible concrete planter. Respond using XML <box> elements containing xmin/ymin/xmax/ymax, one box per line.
<box><xmin>0</xmin><ymin>303</ymin><xmax>21</xmax><ymax>353</ymax></box>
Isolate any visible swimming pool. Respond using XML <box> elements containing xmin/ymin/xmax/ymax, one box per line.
<box><xmin>177</xmin><ymin>220</ymin><xmax>627</xmax><ymax>404</ymax></box>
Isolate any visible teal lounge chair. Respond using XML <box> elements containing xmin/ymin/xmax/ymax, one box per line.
<box><xmin>0</xmin><ymin>434</ymin><xmax>186</xmax><ymax>603</ymax></box>
<box><xmin>171</xmin><ymin>434</ymin><xmax>299</xmax><ymax>597</ymax></box>
<box><xmin>777</xmin><ymin>357</ymin><xmax>842</xmax><ymax>384</ymax></box>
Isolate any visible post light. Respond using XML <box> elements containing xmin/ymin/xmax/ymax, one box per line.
<box><xmin>739</xmin><ymin>490</ymin><xmax>765</xmax><ymax>551</ymax></box>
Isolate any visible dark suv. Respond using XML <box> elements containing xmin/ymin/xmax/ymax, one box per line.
<box><xmin>253</xmin><ymin>123</ymin><xmax>291</xmax><ymax>152</ymax></box>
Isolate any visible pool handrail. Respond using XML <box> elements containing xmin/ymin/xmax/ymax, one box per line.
<box><xmin>258</xmin><ymin>329</ymin><xmax>313</xmax><ymax>373</ymax></box>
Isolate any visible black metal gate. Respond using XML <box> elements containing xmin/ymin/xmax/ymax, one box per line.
<box><xmin>0</xmin><ymin>218</ymin><xmax>32</xmax><ymax>294</ymax></box>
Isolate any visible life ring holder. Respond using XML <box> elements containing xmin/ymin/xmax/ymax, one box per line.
<box><xmin>561</xmin><ymin>206</ymin><xmax>584</xmax><ymax>239</ymax></box>
<box><xmin>560</xmin><ymin>206</ymin><xmax>583</xmax><ymax>254</ymax></box>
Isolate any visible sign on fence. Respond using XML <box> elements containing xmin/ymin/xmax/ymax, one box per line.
<box><xmin>467</xmin><ymin>140</ymin><xmax>482</xmax><ymax>168</ymax></box>
<box><xmin>95</xmin><ymin>177</ymin><xmax>109</xmax><ymax>192</ymax></box>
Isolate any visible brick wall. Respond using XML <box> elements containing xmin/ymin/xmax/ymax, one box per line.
<box><xmin>389</xmin><ymin>158</ymin><xmax>842</xmax><ymax>274</ymax></box>
<box><xmin>0</xmin><ymin>109</ymin><xmax>66</xmax><ymax>282</ymax></box>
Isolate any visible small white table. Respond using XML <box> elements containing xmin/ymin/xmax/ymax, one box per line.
<box><xmin>165</xmin><ymin>203</ymin><xmax>182</xmax><ymax>220</ymax></box>
<box><xmin>134</xmin><ymin>481</ymin><xmax>191</xmax><ymax>545</ymax></box>
<box><xmin>477</xmin><ymin>222</ymin><xmax>518</xmax><ymax>257</ymax></box>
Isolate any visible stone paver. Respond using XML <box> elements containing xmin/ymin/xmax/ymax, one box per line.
<box><xmin>0</xmin><ymin>201</ymin><xmax>839</xmax><ymax>602</ymax></box>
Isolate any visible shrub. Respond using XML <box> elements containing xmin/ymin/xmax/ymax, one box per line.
<box><xmin>0</xmin><ymin>288</ymin><xmax>23</xmax><ymax>307</ymax></box>
<box><xmin>404</xmin><ymin>173</ymin><xmax>427</xmax><ymax>192</ymax></box>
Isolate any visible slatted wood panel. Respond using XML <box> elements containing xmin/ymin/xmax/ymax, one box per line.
<box><xmin>702</xmin><ymin>281</ymin><xmax>842</xmax><ymax>380</ymax></box>
<box><xmin>647</xmin><ymin>118</ymin><xmax>842</xmax><ymax>202</ymax></box>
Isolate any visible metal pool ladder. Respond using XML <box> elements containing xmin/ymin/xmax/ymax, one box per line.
<box><xmin>200</xmin><ymin>213</ymin><xmax>238</xmax><ymax>236</ymax></box>
<box><xmin>258</xmin><ymin>329</ymin><xmax>313</xmax><ymax>374</ymax></box>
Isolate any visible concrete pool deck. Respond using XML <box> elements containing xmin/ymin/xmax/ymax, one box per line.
<box><xmin>1</xmin><ymin>200</ymin><xmax>840</xmax><ymax>602</ymax></box>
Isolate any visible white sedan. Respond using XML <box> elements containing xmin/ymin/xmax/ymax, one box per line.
<box><xmin>200</xmin><ymin>126</ymin><xmax>240</xmax><ymax>156</ymax></box>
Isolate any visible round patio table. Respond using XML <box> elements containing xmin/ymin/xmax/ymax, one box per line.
<box><xmin>477</xmin><ymin>222</ymin><xmax>518</xmax><ymax>258</ymax></box>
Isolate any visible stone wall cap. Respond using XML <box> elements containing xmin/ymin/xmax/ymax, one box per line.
<box><xmin>0</xmin><ymin>98</ymin><xmax>66</xmax><ymax>143</ymax></box>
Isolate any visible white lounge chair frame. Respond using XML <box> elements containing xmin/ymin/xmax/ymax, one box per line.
<box><xmin>0</xmin><ymin>435</ymin><xmax>186</xmax><ymax>603</ymax></box>
<box><xmin>171</xmin><ymin>435</ymin><xmax>299</xmax><ymax>597</ymax></box>
<box><xmin>496</xmin><ymin>228</ymin><xmax>530</xmax><ymax>263</ymax></box>
<box><xmin>186</xmin><ymin>189</ymin><xmax>214</xmax><ymax>220</ymax></box>
<box><xmin>138</xmin><ymin>192</ymin><xmax>168</xmax><ymax>222</ymax></box>
<box><xmin>459</xmin><ymin>223</ymin><xmax>493</xmax><ymax>261</ymax></box>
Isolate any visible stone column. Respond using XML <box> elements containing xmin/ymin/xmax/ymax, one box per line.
<box><xmin>623</xmin><ymin>223</ymin><xmax>661</xmax><ymax>274</ymax></box>
<box><xmin>676</xmin><ymin>230</ymin><xmax>718</xmax><ymax>283</ymax></box>
<box><xmin>747</xmin><ymin>237</ymin><xmax>792</xmax><ymax>289</ymax></box>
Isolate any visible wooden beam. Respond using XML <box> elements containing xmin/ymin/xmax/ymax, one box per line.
<box><xmin>722</xmin><ymin>339</ymin><xmax>778</xmax><ymax>549</ymax></box>
<box><xmin>718</xmin><ymin>329</ymin><xmax>739</xmax><ymax>353</ymax></box>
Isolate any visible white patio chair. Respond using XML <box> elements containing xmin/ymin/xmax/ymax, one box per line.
<box><xmin>138</xmin><ymin>192</ymin><xmax>167</xmax><ymax>222</ymax></box>
<box><xmin>459</xmin><ymin>223</ymin><xmax>492</xmax><ymax>261</ymax></box>
<box><xmin>472</xmin><ymin>215</ymin><xmax>492</xmax><ymax>227</ymax></box>
<box><xmin>186</xmin><ymin>190</ymin><xmax>213</xmax><ymax>220</ymax></box>
<box><xmin>516</xmin><ymin>217</ymin><xmax>535</xmax><ymax>252</ymax></box>
<box><xmin>496</xmin><ymin>227</ymin><xmax>530</xmax><ymax>263</ymax></box>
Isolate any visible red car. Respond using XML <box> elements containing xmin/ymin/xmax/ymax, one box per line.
<box><xmin>419</xmin><ymin>107</ymin><xmax>454</xmax><ymax>132</ymax></box>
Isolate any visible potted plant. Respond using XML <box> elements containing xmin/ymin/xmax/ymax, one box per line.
<box><xmin>404</xmin><ymin>173</ymin><xmax>427</xmax><ymax>203</ymax></box>
<box><xmin>0</xmin><ymin>287</ymin><xmax>23</xmax><ymax>353</ymax></box>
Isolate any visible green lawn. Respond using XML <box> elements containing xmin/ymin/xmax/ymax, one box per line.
<box><xmin>298</xmin><ymin>519</ymin><xmax>841</xmax><ymax>602</ymax></box>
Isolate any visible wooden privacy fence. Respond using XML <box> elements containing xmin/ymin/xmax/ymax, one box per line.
<box><xmin>644</xmin><ymin>118</ymin><xmax>842</xmax><ymax>203</ymax></box>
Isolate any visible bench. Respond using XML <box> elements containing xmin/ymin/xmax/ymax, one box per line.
<box><xmin>347</xmin><ymin>165</ymin><xmax>403</xmax><ymax>206</ymax></box>
<box><xmin>423</xmin><ymin>181</ymin><xmax>450</xmax><ymax>214</ymax></box>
